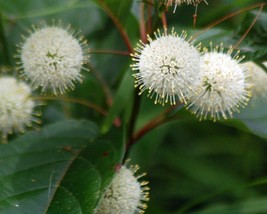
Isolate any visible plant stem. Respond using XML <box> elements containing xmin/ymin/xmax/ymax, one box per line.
<box><xmin>233</xmin><ymin>3</ymin><xmax>264</xmax><ymax>49</ymax></box>
<box><xmin>0</xmin><ymin>12</ymin><xmax>11</xmax><ymax>66</ymax></box>
<box><xmin>147</xmin><ymin>0</ymin><xmax>153</xmax><ymax>34</ymax></box>
<box><xmin>98</xmin><ymin>0</ymin><xmax>134</xmax><ymax>53</ymax></box>
<box><xmin>90</xmin><ymin>49</ymin><xmax>131</xmax><ymax>56</ymax></box>
<box><xmin>130</xmin><ymin>105</ymin><xmax>178</xmax><ymax>145</ymax></box>
<box><xmin>161</xmin><ymin>10</ymin><xmax>168</xmax><ymax>29</ymax></box>
<box><xmin>33</xmin><ymin>96</ymin><xmax>107</xmax><ymax>115</ymax></box>
<box><xmin>124</xmin><ymin>1</ymin><xmax>149</xmax><ymax>161</ymax></box>
<box><xmin>193</xmin><ymin>2</ymin><xmax>266</xmax><ymax>39</ymax></box>
<box><xmin>193</xmin><ymin>5</ymin><xmax>198</xmax><ymax>28</ymax></box>
<box><xmin>125</xmin><ymin>104</ymin><xmax>182</xmax><ymax>163</ymax></box>
<box><xmin>86</xmin><ymin>62</ymin><xmax>113</xmax><ymax>106</ymax></box>
<box><xmin>140</xmin><ymin>2</ymin><xmax>147</xmax><ymax>43</ymax></box>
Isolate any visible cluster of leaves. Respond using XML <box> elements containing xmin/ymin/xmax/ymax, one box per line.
<box><xmin>0</xmin><ymin>0</ymin><xmax>266</xmax><ymax>213</ymax></box>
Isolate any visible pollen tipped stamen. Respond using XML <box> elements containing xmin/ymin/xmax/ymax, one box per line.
<box><xmin>18</xmin><ymin>22</ymin><xmax>89</xmax><ymax>95</ymax></box>
<box><xmin>187</xmin><ymin>44</ymin><xmax>251</xmax><ymax>121</ymax></box>
<box><xmin>94</xmin><ymin>164</ymin><xmax>149</xmax><ymax>214</ymax></box>
<box><xmin>131</xmin><ymin>28</ymin><xmax>201</xmax><ymax>106</ymax></box>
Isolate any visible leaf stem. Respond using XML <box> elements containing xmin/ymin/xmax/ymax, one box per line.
<box><xmin>86</xmin><ymin>62</ymin><xmax>113</xmax><ymax>106</ymax></box>
<box><xmin>89</xmin><ymin>49</ymin><xmax>131</xmax><ymax>56</ymax></box>
<box><xmin>161</xmin><ymin>10</ymin><xmax>168</xmax><ymax>29</ymax></box>
<box><xmin>147</xmin><ymin>0</ymin><xmax>153</xmax><ymax>34</ymax></box>
<box><xmin>125</xmin><ymin>104</ymin><xmax>181</xmax><ymax>161</ymax></box>
<box><xmin>131</xmin><ymin>105</ymin><xmax>178</xmax><ymax>144</ymax></box>
<box><xmin>233</xmin><ymin>3</ymin><xmax>265</xmax><ymax>49</ymax></box>
<box><xmin>124</xmin><ymin>1</ymin><xmax>149</xmax><ymax>160</ymax></box>
<box><xmin>97</xmin><ymin>0</ymin><xmax>134</xmax><ymax>53</ymax></box>
<box><xmin>32</xmin><ymin>96</ymin><xmax>107</xmax><ymax>115</ymax></box>
<box><xmin>193</xmin><ymin>2</ymin><xmax>266</xmax><ymax>39</ymax></box>
<box><xmin>0</xmin><ymin>12</ymin><xmax>11</xmax><ymax>66</ymax></box>
<box><xmin>140</xmin><ymin>2</ymin><xmax>147</xmax><ymax>43</ymax></box>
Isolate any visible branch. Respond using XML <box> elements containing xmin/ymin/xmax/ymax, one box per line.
<box><xmin>33</xmin><ymin>96</ymin><xmax>107</xmax><ymax>115</ymax></box>
<box><xmin>86</xmin><ymin>62</ymin><xmax>113</xmax><ymax>106</ymax></box>
<box><xmin>233</xmin><ymin>4</ymin><xmax>264</xmax><ymax>49</ymax></box>
<box><xmin>193</xmin><ymin>2</ymin><xmax>266</xmax><ymax>39</ymax></box>
<box><xmin>90</xmin><ymin>49</ymin><xmax>131</xmax><ymax>56</ymax></box>
<box><xmin>97</xmin><ymin>0</ymin><xmax>134</xmax><ymax>53</ymax></box>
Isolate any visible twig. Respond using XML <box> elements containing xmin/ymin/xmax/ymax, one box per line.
<box><xmin>147</xmin><ymin>0</ymin><xmax>153</xmax><ymax>34</ymax></box>
<box><xmin>89</xmin><ymin>49</ymin><xmax>131</xmax><ymax>56</ymax></box>
<box><xmin>0</xmin><ymin>13</ymin><xmax>11</xmax><ymax>66</ymax></box>
<box><xmin>140</xmin><ymin>2</ymin><xmax>147</xmax><ymax>43</ymax></box>
<box><xmin>193</xmin><ymin>2</ymin><xmax>266</xmax><ymax>39</ymax></box>
<box><xmin>125</xmin><ymin>104</ymin><xmax>180</xmax><ymax>158</ymax></box>
<box><xmin>161</xmin><ymin>10</ymin><xmax>168</xmax><ymax>29</ymax></box>
<box><xmin>233</xmin><ymin>4</ymin><xmax>264</xmax><ymax>49</ymax></box>
<box><xmin>98</xmin><ymin>0</ymin><xmax>134</xmax><ymax>53</ymax></box>
<box><xmin>33</xmin><ymin>96</ymin><xmax>107</xmax><ymax>115</ymax></box>
<box><xmin>125</xmin><ymin>1</ymin><xmax>149</xmax><ymax>161</ymax></box>
<box><xmin>86</xmin><ymin>63</ymin><xmax>113</xmax><ymax>106</ymax></box>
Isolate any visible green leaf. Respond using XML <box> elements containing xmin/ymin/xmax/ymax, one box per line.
<box><xmin>101</xmin><ymin>69</ymin><xmax>134</xmax><ymax>133</ymax></box>
<box><xmin>191</xmin><ymin>197</ymin><xmax>267</xmax><ymax>214</ymax></box>
<box><xmin>235</xmin><ymin>99</ymin><xmax>267</xmax><ymax>139</ymax></box>
<box><xmin>234</xmin><ymin>10</ymin><xmax>267</xmax><ymax>61</ymax></box>
<box><xmin>0</xmin><ymin>120</ymin><xmax>125</xmax><ymax>214</ymax></box>
<box><xmin>91</xmin><ymin>0</ymin><xmax>133</xmax><ymax>25</ymax></box>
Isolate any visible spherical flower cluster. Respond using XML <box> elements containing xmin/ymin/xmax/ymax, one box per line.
<box><xmin>164</xmin><ymin>0</ymin><xmax>208</xmax><ymax>12</ymax></box>
<box><xmin>165</xmin><ymin>0</ymin><xmax>207</xmax><ymax>5</ymax></box>
<box><xmin>94</xmin><ymin>165</ymin><xmax>149</xmax><ymax>214</ymax></box>
<box><xmin>17</xmin><ymin>23</ymin><xmax>89</xmax><ymax>95</ymax></box>
<box><xmin>244</xmin><ymin>61</ymin><xmax>267</xmax><ymax>103</ymax></box>
<box><xmin>0</xmin><ymin>76</ymin><xmax>36</xmax><ymax>139</ymax></box>
<box><xmin>187</xmin><ymin>45</ymin><xmax>251</xmax><ymax>121</ymax></box>
<box><xmin>131</xmin><ymin>29</ymin><xmax>201</xmax><ymax>105</ymax></box>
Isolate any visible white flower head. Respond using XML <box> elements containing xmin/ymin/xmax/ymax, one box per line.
<box><xmin>187</xmin><ymin>44</ymin><xmax>251</xmax><ymax>121</ymax></box>
<box><xmin>94</xmin><ymin>164</ymin><xmax>149</xmax><ymax>214</ymax></box>
<box><xmin>164</xmin><ymin>0</ymin><xmax>208</xmax><ymax>12</ymax></box>
<box><xmin>244</xmin><ymin>61</ymin><xmax>267</xmax><ymax>103</ymax></box>
<box><xmin>17</xmin><ymin>22</ymin><xmax>89</xmax><ymax>95</ymax></box>
<box><xmin>0</xmin><ymin>76</ymin><xmax>37</xmax><ymax>140</ymax></box>
<box><xmin>131</xmin><ymin>29</ymin><xmax>201</xmax><ymax>105</ymax></box>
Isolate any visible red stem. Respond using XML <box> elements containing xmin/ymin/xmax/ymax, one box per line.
<box><xmin>147</xmin><ymin>0</ymin><xmax>153</xmax><ymax>34</ymax></box>
<box><xmin>140</xmin><ymin>2</ymin><xmax>147</xmax><ymax>43</ymax></box>
<box><xmin>132</xmin><ymin>116</ymin><xmax>165</xmax><ymax>143</ymax></box>
<box><xmin>233</xmin><ymin>4</ymin><xmax>264</xmax><ymax>49</ymax></box>
<box><xmin>193</xmin><ymin>2</ymin><xmax>266</xmax><ymax>39</ymax></box>
<box><xmin>161</xmin><ymin>10</ymin><xmax>168</xmax><ymax>29</ymax></box>
<box><xmin>98</xmin><ymin>0</ymin><xmax>134</xmax><ymax>53</ymax></box>
<box><xmin>90</xmin><ymin>49</ymin><xmax>131</xmax><ymax>56</ymax></box>
<box><xmin>33</xmin><ymin>96</ymin><xmax>107</xmax><ymax>115</ymax></box>
<box><xmin>124</xmin><ymin>1</ymin><xmax>149</xmax><ymax>160</ymax></box>
<box><xmin>86</xmin><ymin>63</ymin><xmax>113</xmax><ymax>106</ymax></box>
<box><xmin>128</xmin><ymin>105</ymin><xmax>179</xmax><ymax>150</ymax></box>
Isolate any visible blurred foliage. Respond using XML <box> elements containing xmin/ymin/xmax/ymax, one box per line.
<box><xmin>0</xmin><ymin>0</ymin><xmax>266</xmax><ymax>213</ymax></box>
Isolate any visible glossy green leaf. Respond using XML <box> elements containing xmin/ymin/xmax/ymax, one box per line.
<box><xmin>91</xmin><ymin>0</ymin><xmax>133</xmax><ymax>25</ymax></box>
<box><xmin>235</xmin><ymin>99</ymin><xmax>267</xmax><ymax>139</ymax></box>
<box><xmin>102</xmin><ymin>69</ymin><xmax>134</xmax><ymax>133</ymax></box>
<box><xmin>0</xmin><ymin>120</ymin><xmax>125</xmax><ymax>214</ymax></box>
<box><xmin>191</xmin><ymin>197</ymin><xmax>267</xmax><ymax>214</ymax></box>
<box><xmin>234</xmin><ymin>10</ymin><xmax>267</xmax><ymax>61</ymax></box>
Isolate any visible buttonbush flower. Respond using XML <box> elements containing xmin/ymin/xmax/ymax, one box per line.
<box><xmin>244</xmin><ymin>61</ymin><xmax>267</xmax><ymax>102</ymax></box>
<box><xmin>164</xmin><ymin>0</ymin><xmax>208</xmax><ymax>12</ymax></box>
<box><xmin>0</xmin><ymin>76</ymin><xmax>37</xmax><ymax>140</ymax></box>
<box><xmin>17</xmin><ymin>22</ymin><xmax>89</xmax><ymax>95</ymax></box>
<box><xmin>94</xmin><ymin>165</ymin><xmax>149</xmax><ymax>214</ymax></box>
<box><xmin>187</xmin><ymin>44</ymin><xmax>251</xmax><ymax>121</ymax></box>
<box><xmin>131</xmin><ymin>29</ymin><xmax>201</xmax><ymax>105</ymax></box>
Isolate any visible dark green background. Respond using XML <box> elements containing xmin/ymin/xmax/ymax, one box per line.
<box><xmin>0</xmin><ymin>0</ymin><xmax>267</xmax><ymax>213</ymax></box>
